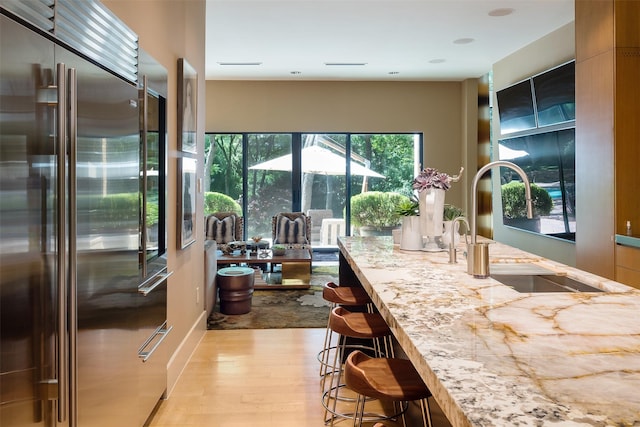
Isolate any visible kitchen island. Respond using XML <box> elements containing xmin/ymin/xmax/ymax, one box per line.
<box><xmin>338</xmin><ymin>236</ymin><xmax>640</xmax><ymax>426</ymax></box>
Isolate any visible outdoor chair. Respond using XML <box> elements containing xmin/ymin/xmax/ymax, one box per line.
<box><xmin>205</xmin><ymin>212</ymin><xmax>244</xmax><ymax>253</ymax></box>
<box><xmin>307</xmin><ymin>209</ymin><xmax>333</xmax><ymax>245</ymax></box>
<box><xmin>320</xmin><ymin>218</ymin><xmax>345</xmax><ymax>247</ymax></box>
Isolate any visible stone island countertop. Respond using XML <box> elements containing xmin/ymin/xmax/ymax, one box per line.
<box><xmin>338</xmin><ymin>236</ymin><xmax>640</xmax><ymax>427</ymax></box>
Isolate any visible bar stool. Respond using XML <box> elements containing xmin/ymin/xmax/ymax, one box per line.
<box><xmin>344</xmin><ymin>350</ymin><xmax>433</xmax><ymax>427</ymax></box>
<box><xmin>323</xmin><ymin>307</ymin><xmax>393</xmax><ymax>426</ymax></box>
<box><xmin>318</xmin><ymin>282</ymin><xmax>372</xmax><ymax>381</ymax></box>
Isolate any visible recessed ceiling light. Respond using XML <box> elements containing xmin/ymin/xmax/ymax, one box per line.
<box><xmin>217</xmin><ymin>62</ymin><xmax>262</xmax><ymax>66</ymax></box>
<box><xmin>453</xmin><ymin>38</ymin><xmax>474</xmax><ymax>45</ymax></box>
<box><xmin>429</xmin><ymin>58</ymin><xmax>446</xmax><ymax>64</ymax></box>
<box><xmin>488</xmin><ymin>8</ymin><xmax>514</xmax><ymax>17</ymax></box>
<box><xmin>324</xmin><ymin>62</ymin><xmax>367</xmax><ymax>66</ymax></box>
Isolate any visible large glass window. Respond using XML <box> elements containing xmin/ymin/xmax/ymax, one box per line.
<box><xmin>246</xmin><ymin>134</ymin><xmax>293</xmax><ymax>239</ymax></box>
<box><xmin>498</xmin><ymin>128</ymin><xmax>575</xmax><ymax>240</ymax></box>
<box><xmin>205</xmin><ymin>132</ymin><xmax>422</xmax><ymax>248</ymax></box>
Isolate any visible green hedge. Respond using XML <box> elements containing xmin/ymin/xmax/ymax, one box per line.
<box><xmin>204</xmin><ymin>192</ymin><xmax>242</xmax><ymax>216</ymax></box>
<box><xmin>501</xmin><ymin>181</ymin><xmax>553</xmax><ymax>219</ymax></box>
<box><xmin>350</xmin><ymin>191</ymin><xmax>408</xmax><ymax>228</ymax></box>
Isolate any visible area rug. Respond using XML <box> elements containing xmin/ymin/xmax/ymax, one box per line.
<box><xmin>207</xmin><ymin>264</ymin><xmax>337</xmax><ymax>330</ymax></box>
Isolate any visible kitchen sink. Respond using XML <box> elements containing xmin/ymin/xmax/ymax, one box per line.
<box><xmin>490</xmin><ymin>273</ymin><xmax>604</xmax><ymax>293</ymax></box>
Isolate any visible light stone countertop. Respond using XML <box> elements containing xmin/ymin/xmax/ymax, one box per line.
<box><xmin>338</xmin><ymin>236</ymin><xmax>640</xmax><ymax>427</ymax></box>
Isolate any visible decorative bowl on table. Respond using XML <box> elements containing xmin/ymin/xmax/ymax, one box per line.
<box><xmin>271</xmin><ymin>245</ymin><xmax>286</xmax><ymax>256</ymax></box>
<box><xmin>250</xmin><ymin>235</ymin><xmax>262</xmax><ymax>255</ymax></box>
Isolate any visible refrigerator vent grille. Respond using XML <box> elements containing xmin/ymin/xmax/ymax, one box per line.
<box><xmin>1</xmin><ymin>0</ymin><xmax>138</xmax><ymax>84</ymax></box>
<box><xmin>55</xmin><ymin>0</ymin><xmax>138</xmax><ymax>83</ymax></box>
<box><xmin>0</xmin><ymin>0</ymin><xmax>54</xmax><ymax>32</ymax></box>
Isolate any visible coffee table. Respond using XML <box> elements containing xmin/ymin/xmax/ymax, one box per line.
<box><xmin>217</xmin><ymin>249</ymin><xmax>312</xmax><ymax>290</ymax></box>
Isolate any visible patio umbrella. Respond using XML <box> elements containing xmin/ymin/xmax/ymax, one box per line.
<box><xmin>498</xmin><ymin>144</ymin><xmax>529</xmax><ymax>160</ymax></box>
<box><xmin>248</xmin><ymin>145</ymin><xmax>385</xmax><ymax>178</ymax></box>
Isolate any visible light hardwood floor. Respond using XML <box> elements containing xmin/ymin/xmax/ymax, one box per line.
<box><xmin>146</xmin><ymin>328</ymin><xmax>451</xmax><ymax>427</ymax></box>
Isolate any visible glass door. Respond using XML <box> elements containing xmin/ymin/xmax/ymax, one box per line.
<box><xmin>300</xmin><ymin>134</ymin><xmax>348</xmax><ymax>248</ymax></box>
<box><xmin>245</xmin><ymin>133</ymin><xmax>294</xmax><ymax>242</ymax></box>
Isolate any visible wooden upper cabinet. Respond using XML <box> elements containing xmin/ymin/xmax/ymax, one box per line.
<box><xmin>615</xmin><ymin>0</ymin><xmax>640</xmax><ymax>47</ymax></box>
<box><xmin>577</xmin><ymin>0</ymin><xmax>640</xmax><ymax>53</ymax></box>
<box><xmin>575</xmin><ymin>0</ymin><xmax>640</xmax><ymax>280</ymax></box>
<box><xmin>614</xmin><ymin>50</ymin><xmax>640</xmax><ymax>236</ymax></box>
<box><xmin>575</xmin><ymin>0</ymin><xmax>614</xmax><ymax>60</ymax></box>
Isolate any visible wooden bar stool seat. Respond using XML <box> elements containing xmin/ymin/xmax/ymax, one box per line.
<box><xmin>323</xmin><ymin>307</ymin><xmax>393</xmax><ymax>426</ymax></box>
<box><xmin>328</xmin><ymin>307</ymin><xmax>391</xmax><ymax>340</ymax></box>
<box><xmin>344</xmin><ymin>350</ymin><xmax>433</xmax><ymax>427</ymax></box>
<box><xmin>322</xmin><ymin>281</ymin><xmax>371</xmax><ymax>306</ymax></box>
<box><xmin>318</xmin><ymin>282</ymin><xmax>373</xmax><ymax>381</ymax></box>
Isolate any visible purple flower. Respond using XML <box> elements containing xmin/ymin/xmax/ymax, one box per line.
<box><xmin>412</xmin><ymin>167</ymin><xmax>464</xmax><ymax>192</ymax></box>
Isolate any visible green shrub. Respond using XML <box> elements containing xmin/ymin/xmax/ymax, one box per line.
<box><xmin>76</xmin><ymin>193</ymin><xmax>139</xmax><ymax>231</ymax></box>
<box><xmin>501</xmin><ymin>181</ymin><xmax>553</xmax><ymax>219</ymax></box>
<box><xmin>145</xmin><ymin>200</ymin><xmax>159</xmax><ymax>227</ymax></box>
<box><xmin>204</xmin><ymin>192</ymin><xmax>242</xmax><ymax>215</ymax></box>
<box><xmin>350</xmin><ymin>191</ymin><xmax>408</xmax><ymax>228</ymax></box>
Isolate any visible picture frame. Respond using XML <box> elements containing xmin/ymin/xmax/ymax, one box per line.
<box><xmin>177</xmin><ymin>58</ymin><xmax>197</xmax><ymax>154</ymax></box>
<box><xmin>179</xmin><ymin>156</ymin><xmax>197</xmax><ymax>249</ymax></box>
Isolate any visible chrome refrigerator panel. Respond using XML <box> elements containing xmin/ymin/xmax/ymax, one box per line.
<box><xmin>1</xmin><ymin>12</ymin><xmax>142</xmax><ymax>427</ymax></box>
<box><xmin>0</xmin><ymin>14</ymin><xmax>62</xmax><ymax>427</ymax></box>
<box><xmin>53</xmin><ymin>45</ymin><xmax>141</xmax><ymax>427</ymax></box>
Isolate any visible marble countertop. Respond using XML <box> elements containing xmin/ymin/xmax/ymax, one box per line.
<box><xmin>338</xmin><ymin>236</ymin><xmax>640</xmax><ymax>427</ymax></box>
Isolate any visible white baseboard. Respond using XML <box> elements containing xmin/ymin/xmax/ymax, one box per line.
<box><xmin>165</xmin><ymin>310</ymin><xmax>207</xmax><ymax>397</ymax></box>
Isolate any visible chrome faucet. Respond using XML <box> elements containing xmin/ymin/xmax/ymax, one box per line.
<box><xmin>468</xmin><ymin>161</ymin><xmax>533</xmax><ymax>277</ymax></box>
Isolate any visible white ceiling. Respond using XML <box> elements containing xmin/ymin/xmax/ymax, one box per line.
<box><xmin>205</xmin><ymin>0</ymin><xmax>574</xmax><ymax>81</ymax></box>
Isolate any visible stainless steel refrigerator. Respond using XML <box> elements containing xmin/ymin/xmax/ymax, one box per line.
<box><xmin>1</xmin><ymin>8</ymin><xmax>169</xmax><ymax>427</ymax></box>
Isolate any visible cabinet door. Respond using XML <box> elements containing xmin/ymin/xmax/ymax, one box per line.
<box><xmin>615</xmin><ymin>245</ymin><xmax>640</xmax><ymax>290</ymax></box>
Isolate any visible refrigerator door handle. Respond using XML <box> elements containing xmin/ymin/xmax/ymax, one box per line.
<box><xmin>55</xmin><ymin>62</ymin><xmax>68</xmax><ymax>423</ymax></box>
<box><xmin>138</xmin><ymin>322</ymin><xmax>173</xmax><ymax>363</ymax></box>
<box><xmin>138</xmin><ymin>270</ymin><xmax>173</xmax><ymax>297</ymax></box>
<box><xmin>67</xmin><ymin>66</ymin><xmax>79</xmax><ymax>427</ymax></box>
<box><xmin>140</xmin><ymin>75</ymin><xmax>149</xmax><ymax>277</ymax></box>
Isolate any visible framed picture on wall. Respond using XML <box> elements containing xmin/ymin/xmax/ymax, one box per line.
<box><xmin>178</xmin><ymin>58</ymin><xmax>197</xmax><ymax>154</ymax></box>
<box><xmin>179</xmin><ymin>156</ymin><xmax>197</xmax><ymax>249</ymax></box>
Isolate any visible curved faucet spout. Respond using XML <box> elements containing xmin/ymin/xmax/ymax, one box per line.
<box><xmin>470</xmin><ymin>160</ymin><xmax>533</xmax><ymax>245</ymax></box>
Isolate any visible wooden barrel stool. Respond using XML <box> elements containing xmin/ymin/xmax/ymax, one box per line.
<box><xmin>318</xmin><ymin>282</ymin><xmax>372</xmax><ymax>382</ymax></box>
<box><xmin>216</xmin><ymin>267</ymin><xmax>255</xmax><ymax>315</ymax></box>
<box><xmin>344</xmin><ymin>350</ymin><xmax>433</xmax><ymax>427</ymax></box>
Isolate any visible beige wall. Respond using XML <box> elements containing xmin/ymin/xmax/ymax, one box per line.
<box><xmin>102</xmin><ymin>0</ymin><xmax>208</xmax><ymax>396</ymax></box>
<box><xmin>206</xmin><ymin>79</ymin><xmax>473</xmax><ymax>210</ymax></box>
<box><xmin>491</xmin><ymin>22</ymin><xmax>577</xmax><ymax>266</ymax></box>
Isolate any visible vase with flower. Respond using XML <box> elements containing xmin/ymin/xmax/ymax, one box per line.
<box><xmin>412</xmin><ymin>166</ymin><xmax>464</xmax><ymax>251</ymax></box>
<box><xmin>395</xmin><ymin>196</ymin><xmax>423</xmax><ymax>250</ymax></box>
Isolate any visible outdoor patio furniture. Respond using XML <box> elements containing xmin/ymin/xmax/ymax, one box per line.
<box><xmin>320</xmin><ymin>218</ymin><xmax>346</xmax><ymax>247</ymax></box>
<box><xmin>308</xmin><ymin>209</ymin><xmax>333</xmax><ymax>245</ymax></box>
